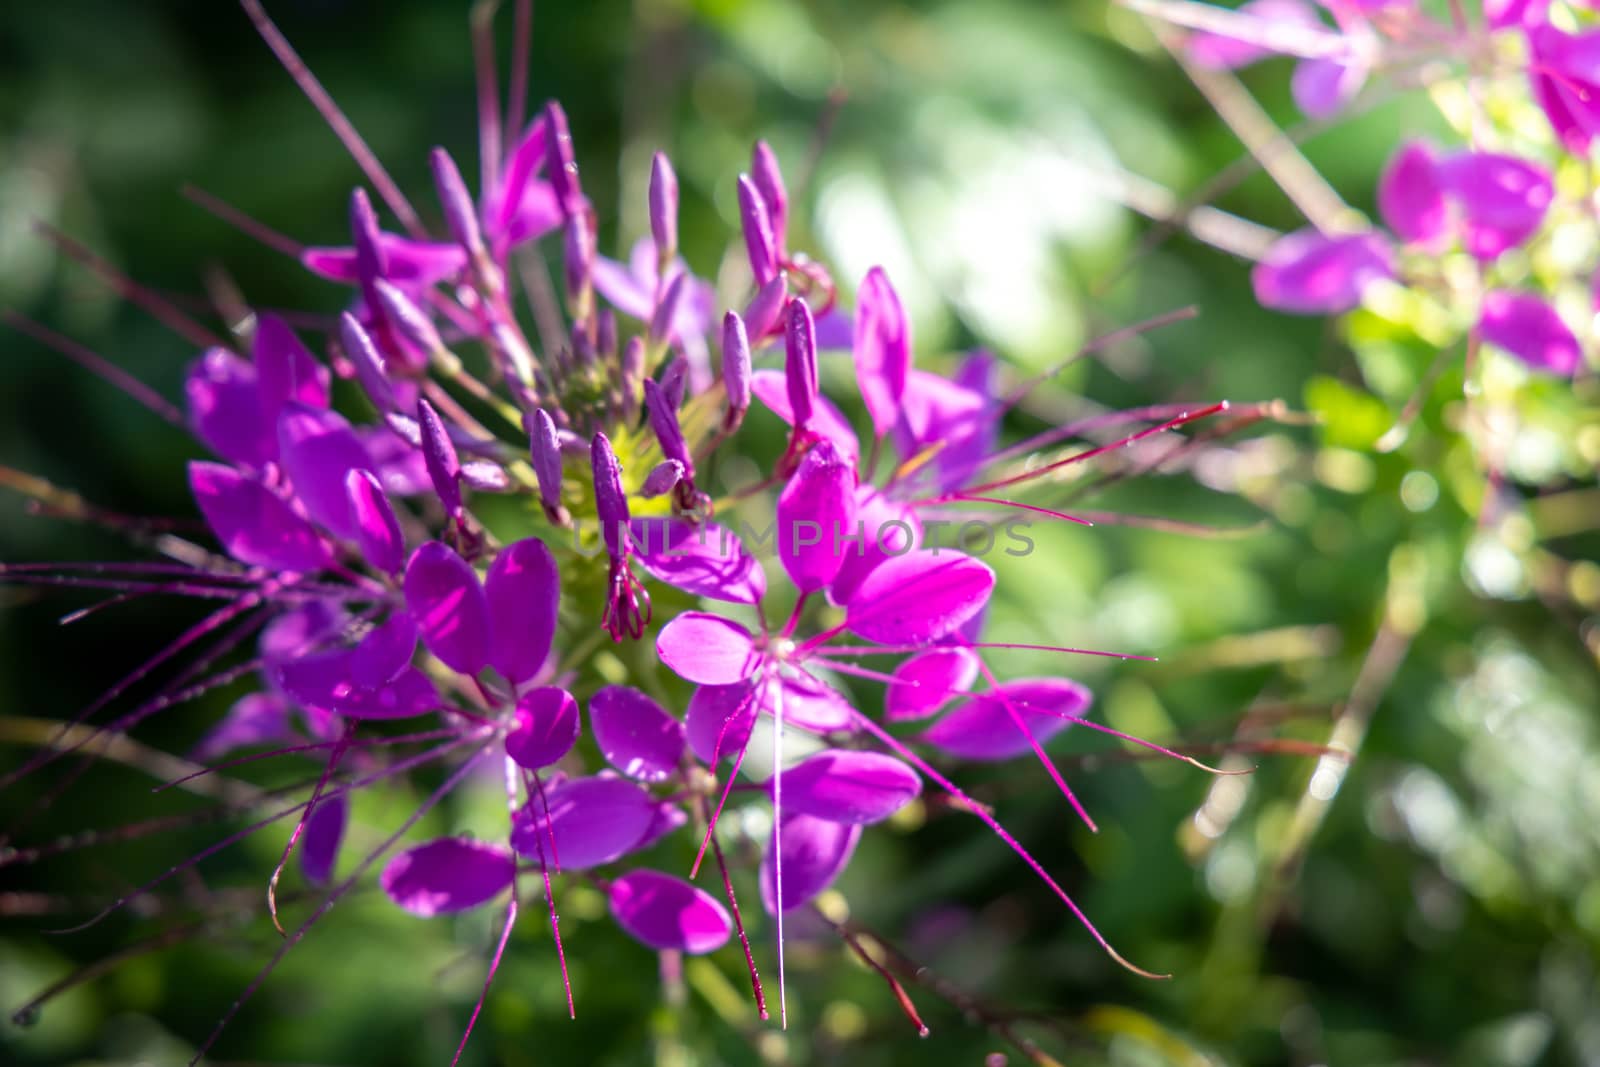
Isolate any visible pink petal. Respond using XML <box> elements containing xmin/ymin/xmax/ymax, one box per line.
<box><xmin>1291</xmin><ymin>55</ymin><xmax>1367</xmax><ymax>120</ymax></box>
<box><xmin>845</xmin><ymin>549</ymin><xmax>994</xmax><ymax>646</ymax></box>
<box><xmin>776</xmin><ymin>439</ymin><xmax>858</xmax><ymax>594</ymax></box>
<box><xmin>505</xmin><ymin>686</ymin><xmax>580</xmax><ymax>769</ymax></box>
<box><xmin>484</xmin><ymin>537</ymin><xmax>559</xmax><ymax>684</ymax></box>
<box><xmin>630</xmin><ymin>518</ymin><xmax>767</xmax><ymax>604</ymax></box>
<box><xmin>1251</xmin><ymin>228</ymin><xmax>1396</xmax><ymax>315</ymax></box>
<box><xmin>608</xmin><ymin>870</ymin><xmax>732</xmax><ymax>954</ymax></box>
<box><xmin>276</xmin><ymin>403</ymin><xmax>376</xmax><ymax>540</ymax></box>
<box><xmin>403</xmin><ymin>541</ymin><xmax>491</xmax><ymax>676</ymax></box>
<box><xmin>188</xmin><ymin>461</ymin><xmax>332</xmax><ymax>572</ymax></box>
<box><xmin>885</xmin><ymin>647</ymin><xmax>980</xmax><ymax>722</ymax></box>
<box><xmin>759</xmin><ymin>813</ymin><xmax>861</xmax><ymax>914</ymax></box>
<box><xmin>510</xmin><ymin>775</ymin><xmax>658</xmax><ymax>869</ymax></box>
<box><xmin>186</xmin><ymin>349</ymin><xmax>273</xmax><ymax>468</ymax></box>
<box><xmin>194</xmin><ymin>692</ymin><xmax>297</xmax><ymax>760</ymax></box>
<box><xmin>346</xmin><ymin>613</ymin><xmax>418</xmax><ymax>687</ymax></box>
<box><xmin>1477</xmin><ymin>290</ymin><xmax>1582</xmax><ymax>376</ymax></box>
<box><xmin>776</xmin><ymin>749</ymin><xmax>921</xmax><ymax>824</ymax></box>
<box><xmin>299</xmin><ymin>791</ymin><xmax>347</xmax><ymax>886</ymax></box>
<box><xmin>1378</xmin><ymin>140</ymin><xmax>1447</xmax><ymax>246</ymax></box>
<box><xmin>853</xmin><ymin>266</ymin><xmax>912</xmax><ymax>439</ymax></box>
<box><xmin>920</xmin><ymin>677</ymin><xmax>1091</xmax><ymax>761</ymax></box>
<box><xmin>590</xmin><ymin>685</ymin><xmax>687</xmax><ymax>783</ymax></box>
<box><xmin>278</xmin><ymin>650</ymin><xmax>441</xmax><ymax>721</ymax></box>
<box><xmin>1434</xmin><ymin>151</ymin><xmax>1553</xmax><ymax>261</ymax></box>
<box><xmin>827</xmin><ymin>486</ymin><xmax>921</xmax><ymax>605</ymax></box>
<box><xmin>380</xmin><ymin>837</ymin><xmax>514</xmax><ymax>917</ymax></box>
<box><xmin>345</xmin><ymin>469</ymin><xmax>404</xmax><ymax>574</ymax></box>
<box><xmin>656</xmin><ymin>612</ymin><xmax>761</xmax><ymax>685</ymax></box>
<box><xmin>685</xmin><ymin>681</ymin><xmax>760</xmax><ymax>764</ymax></box>
<box><xmin>750</xmin><ymin>369</ymin><xmax>860</xmax><ymax>464</ymax></box>
<box><xmin>771</xmin><ymin>672</ymin><xmax>857</xmax><ymax>734</ymax></box>
<box><xmin>253</xmin><ymin>313</ymin><xmax>330</xmax><ymax>419</ymax></box>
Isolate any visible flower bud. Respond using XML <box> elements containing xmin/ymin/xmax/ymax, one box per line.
<box><xmin>645</xmin><ymin>379</ymin><xmax>693</xmax><ymax>477</ymax></box>
<box><xmin>543</xmin><ymin>100</ymin><xmax>584</xmax><ymax>220</ymax></box>
<box><xmin>429</xmin><ymin>146</ymin><xmax>485</xmax><ymax>258</ymax></box>
<box><xmin>640</xmin><ymin>459</ymin><xmax>685</xmax><ymax>498</ymax></box>
<box><xmin>590</xmin><ymin>431</ymin><xmax>630</xmax><ymax>555</ymax></box>
<box><xmin>349</xmin><ymin>187</ymin><xmax>387</xmax><ymax>292</ymax></box>
<box><xmin>722</xmin><ymin>310</ymin><xmax>751</xmax><ymax>429</ymax></box>
<box><xmin>417</xmin><ymin>399</ymin><xmax>463</xmax><ymax>521</ymax></box>
<box><xmin>649</xmin><ymin>151</ymin><xmax>679</xmax><ymax>263</ymax></box>
<box><xmin>659</xmin><ymin>356</ymin><xmax>688</xmax><ymax>412</ymax></box>
<box><xmin>649</xmin><ymin>270</ymin><xmax>687</xmax><ymax>345</ymax></box>
<box><xmin>737</xmin><ymin>175</ymin><xmax>778</xmax><ymax>287</ymax></box>
<box><xmin>784</xmin><ymin>297</ymin><xmax>818</xmax><ymax>429</ymax></box>
<box><xmin>338</xmin><ymin>312</ymin><xmax>396</xmax><ymax>412</ymax></box>
<box><xmin>526</xmin><ymin>407</ymin><xmax>567</xmax><ymax>520</ymax></box>
<box><xmin>373</xmin><ymin>280</ymin><xmax>442</xmax><ymax>355</ymax></box>
<box><xmin>751</xmin><ymin>140</ymin><xmax>787</xmax><ymax>256</ymax></box>
<box><xmin>743</xmin><ymin>274</ymin><xmax>787</xmax><ymax>339</ymax></box>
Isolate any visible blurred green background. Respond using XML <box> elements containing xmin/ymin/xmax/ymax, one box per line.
<box><xmin>3</xmin><ymin>1</ymin><xmax>1599</xmax><ymax>1064</ymax></box>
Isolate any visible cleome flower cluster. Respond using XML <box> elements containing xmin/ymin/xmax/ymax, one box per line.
<box><xmin>2</xmin><ymin>1</ymin><xmax>1282</xmax><ymax>1060</ymax></box>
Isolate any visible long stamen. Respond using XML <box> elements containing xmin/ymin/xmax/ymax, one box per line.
<box><xmin>704</xmin><ymin>797</ymin><xmax>768</xmax><ymax>1020</ymax></box>
<box><xmin>452</xmin><ymin>895</ymin><xmax>520</xmax><ymax>1066</ymax></box>
<box><xmin>4</xmin><ymin>313</ymin><xmax>185</xmax><ymax>427</ymax></box>
<box><xmin>267</xmin><ymin>722</ymin><xmax>355</xmax><ymax>936</ymax></box>
<box><xmin>471</xmin><ymin>0</ymin><xmax>505</xmax><ymax>202</ymax></box>
<box><xmin>505</xmin><ymin>0</ymin><xmax>533</xmax><ymax>141</ymax></box>
<box><xmin>180</xmin><ymin>184</ymin><xmax>305</xmax><ymax>258</ymax></box>
<box><xmin>689</xmin><ymin>677</ymin><xmax>763</xmax><ymax>879</ymax></box>
<box><xmin>972</xmin><ymin>655</ymin><xmax>1097</xmax><ymax>832</ymax></box>
<box><xmin>238</xmin><ymin>0</ymin><xmax>428</xmax><ymax>238</ymax></box>
<box><xmin>764</xmin><ymin>671</ymin><xmax>784</xmax><ymax>1030</ymax></box>
<box><xmin>958</xmin><ymin>402</ymin><xmax>1230</xmax><ymax>498</ymax></box>
<box><xmin>845</xmin><ymin>708</ymin><xmax>1168</xmax><ymax>980</ymax></box>
<box><xmin>30</xmin><ymin>225</ymin><xmax>224</xmax><ymax>349</ymax></box>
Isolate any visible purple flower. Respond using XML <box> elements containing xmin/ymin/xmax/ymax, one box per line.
<box><xmin>1379</xmin><ymin>141</ymin><xmax>1551</xmax><ymax>260</ymax></box>
<box><xmin>1528</xmin><ymin>23</ymin><xmax>1600</xmax><ymax>154</ymax></box>
<box><xmin>1477</xmin><ymin>291</ymin><xmax>1582</xmax><ymax>376</ymax></box>
<box><xmin>1251</xmin><ymin>228</ymin><xmax>1396</xmax><ymax>314</ymax></box>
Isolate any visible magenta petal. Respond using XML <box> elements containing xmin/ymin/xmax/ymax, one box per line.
<box><xmin>302</xmin><ymin>235</ymin><xmax>467</xmax><ymax>288</ymax></box>
<box><xmin>380</xmin><ymin>837</ymin><xmax>514</xmax><ymax>917</ymax></box>
<box><xmin>635</xmin><ymin>802</ymin><xmax>689</xmax><ymax>851</ymax></box>
<box><xmin>253</xmin><ymin>313</ymin><xmax>330</xmax><ymax>419</ymax></box>
<box><xmin>920</xmin><ymin>677</ymin><xmax>1091</xmax><ymax>761</ymax></box>
<box><xmin>656</xmin><ymin>612</ymin><xmax>761</xmax><ymax>684</ymax></box>
<box><xmin>299</xmin><ymin>791</ymin><xmax>347</xmax><ymax>886</ymax></box>
<box><xmin>891</xmin><ymin>366</ymin><xmax>995</xmax><ymax>493</ymax></box>
<box><xmin>1434</xmin><ymin>151</ymin><xmax>1553</xmax><ymax>261</ymax></box>
<box><xmin>853</xmin><ymin>266</ymin><xmax>912</xmax><ymax>439</ymax></box>
<box><xmin>776</xmin><ymin>439</ymin><xmax>858</xmax><ymax>594</ymax></box>
<box><xmin>1251</xmin><ymin>229</ymin><xmax>1396</xmax><ymax>315</ymax></box>
<box><xmin>188</xmin><ymin>461</ymin><xmax>332</xmax><ymax>572</ymax></box>
<box><xmin>630</xmin><ymin>519</ymin><xmax>767</xmax><ymax>604</ymax></box>
<box><xmin>750</xmin><ymin>369</ymin><xmax>861</xmax><ymax>463</ymax></box>
<box><xmin>278</xmin><ymin>650</ymin><xmax>441</xmax><ymax>720</ymax></box>
<box><xmin>885</xmin><ymin>647</ymin><xmax>980</xmax><ymax>722</ymax></box>
<box><xmin>194</xmin><ymin>692</ymin><xmax>297</xmax><ymax>760</ymax></box>
<box><xmin>1291</xmin><ymin>55</ymin><xmax>1366</xmax><ymax>120</ymax></box>
<box><xmin>685</xmin><ymin>681</ymin><xmax>760</xmax><ymax>764</ymax></box>
<box><xmin>484</xmin><ymin>537</ymin><xmax>559</xmax><ymax>684</ymax></box>
<box><xmin>277</xmin><ymin>403</ymin><xmax>376</xmax><ymax>540</ymax></box>
<box><xmin>845</xmin><ymin>549</ymin><xmax>994</xmax><ymax>646</ymax></box>
<box><xmin>591</xmin><ymin>253</ymin><xmax>656</xmax><ymax>322</ymax></box>
<box><xmin>1185</xmin><ymin>0</ymin><xmax>1320</xmax><ymax>69</ymax></box>
<box><xmin>770</xmin><ymin>673</ymin><xmax>857</xmax><ymax>734</ymax></box>
<box><xmin>828</xmin><ymin>486</ymin><xmax>921</xmax><ymax>605</ymax></box>
<box><xmin>777</xmin><ymin>749</ymin><xmax>921</xmax><ymax>824</ymax></box>
<box><xmin>1378</xmin><ymin>140</ymin><xmax>1447</xmax><ymax>246</ymax></box>
<box><xmin>759</xmin><ymin>813</ymin><xmax>860</xmax><ymax>914</ymax></box>
<box><xmin>345</xmin><ymin>469</ymin><xmax>404</xmax><ymax>575</ymax></box>
<box><xmin>186</xmin><ymin>348</ymin><xmax>273</xmax><ymax>468</ymax></box>
<box><xmin>511</xmin><ymin>775</ymin><xmax>658</xmax><ymax>869</ymax></box>
<box><xmin>1477</xmin><ymin>291</ymin><xmax>1582</xmax><ymax>376</ymax></box>
<box><xmin>403</xmin><ymin>541</ymin><xmax>491</xmax><ymax>676</ymax></box>
<box><xmin>608</xmin><ymin>870</ymin><xmax>732</xmax><ymax>954</ymax></box>
<box><xmin>506</xmin><ymin>686</ymin><xmax>580</xmax><ymax>769</ymax></box>
<box><xmin>347</xmin><ymin>613</ymin><xmax>418</xmax><ymax>687</ymax></box>
<box><xmin>590</xmin><ymin>685</ymin><xmax>687</xmax><ymax>782</ymax></box>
